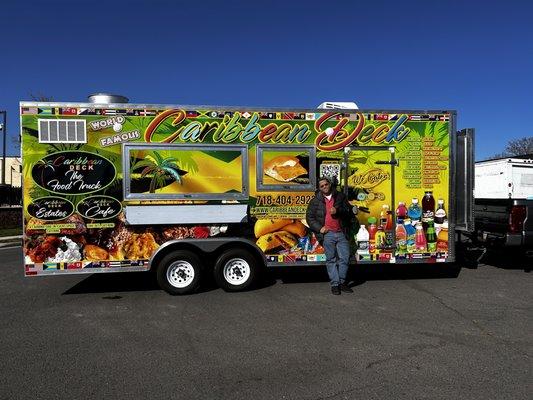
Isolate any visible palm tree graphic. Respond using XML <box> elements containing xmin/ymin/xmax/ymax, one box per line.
<box><xmin>36</xmin><ymin>159</ymin><xmax>56</xmax><ymax>187</ymax></box>
<box><xmin>133</xmin><ymin>152</ymin><xmax>183</xmax><ymax>193</ymax></box>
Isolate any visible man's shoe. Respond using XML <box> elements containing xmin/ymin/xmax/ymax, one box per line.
<box><xmin>339</xmin><ymin>283</ymin><xmax>353</xmax><ymax>293</ymax></box>
<box><xmin>331</xmin><ymin>286</ymin><xmax>341</xmax><ymax>295</ymax></box>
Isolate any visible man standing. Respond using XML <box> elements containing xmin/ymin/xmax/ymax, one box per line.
<box><xmin>306</xmin><ymin>176</ymin><xmax>355</xmax><ymax>295</ymax></box>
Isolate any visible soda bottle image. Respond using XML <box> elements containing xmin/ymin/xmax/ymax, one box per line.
<box><xmin>395</xmin><ymin>219</ymin><xmax>407</xmax><ymax>254</ymax></box>
<box><xmin>367</xmin><ymin>217</ymin><xmax>378</xmax><ymax>254</ymax></box>
<box><xmin>374</xmin><ymin>226</ymin><xmax>387</xmax><ymax>252</ymax></box>
<box><xmin>437</xmin><ymin>222</ymin><xmax>449</xmax><ymax>252</ymax></box>
<box><xmin>356</xmin><ymin>225</ymin><xmax>370</xmax><ymax>255</ymax></box>
<box><xmin>396</xmin><ymin>201</ymin><xmax>408</xmax><ymax>222</ymax></box>
<box><xmin>422</xmin><ymin>191</ymin><xmax>435</xmax><ymax>230</ymax></box>
<box><xmin>407</xmin><ymin>198</ymin><xmax>422</xmax><ymax>222</ymax></box>
<box><xmin>426</xmin><ymin>220</ymin><xmax>437</xmax><ymax>252</ymax></box>
<box><xmin>434</xmin><ymin>199</ymin><xmax>447</xmax><ymax>224</ymax></box>
<box><xmin>404</xmin><ymin>218</ymin><xmax>416</xmax><ymax>253</ymax></box>
<box><xmin>414</xmin><ymin>222</ymin><xmax>427</xmax><ymax>252</ymax></box>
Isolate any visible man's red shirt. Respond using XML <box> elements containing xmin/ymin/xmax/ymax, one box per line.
<box><xmin>324</xmin><ymin>195</ymin><xmax>342</xmax><ymax>232</ymax></box>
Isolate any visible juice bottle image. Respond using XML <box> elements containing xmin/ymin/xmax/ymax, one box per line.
<box><xmin>407</xmin><ymin>198</ymin><xmax>422</xmax><ymax>222</ymax></box>
<box><xmin>396</xmin><ymin>201</ymin><xmax>408</xmax><ymax>222</ymax></box>
<box><xmin>395</xmin><ymin>219</ymin><xmax>407</xmax><ymax>254</ymax></box>
<box><xmin>374</xmin><ymin>226</ymin><xmax>387</xmax><ymax>252</ymax></box>
<box><xmin>422</xmin><ymin>191</ymin><xmax>435</xmax><ymax>230</ymax></box>
<box><xmin>356</xmin><ymin>225</ymin><xmax>370</xmax><ymax>255</ymax></box>
<box><xmin>404</xmin><ymin>218</ymin><xmax>416</xmax><ymax>253</ymax></box>
<box><xmin>367</xmin><ymin>217</ymin><xmax>378</xmax><ymax>254</ymax></box>
<box><xmin>434</xmin><ymin>199</ymin><xmax>447</xmax><ymax>224</ymax></box>
<box><xmin>414</xmin><ymin>222</ymin><xmax>427</xmax><ymax>252</ymax></box>
<box><xmin>426</xmin><ymin>220</ymin><xmax>437</xmax><ymax>252</ymax></box>
<box><xmin>437</xmin><ymin>222</ymin><xmax>449</xmax><ymax>252</ymax></box>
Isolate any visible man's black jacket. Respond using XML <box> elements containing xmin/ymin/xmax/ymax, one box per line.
<box><xmin>306</xmin><ymin>190</ymin><xmax>354</xmax><ymax>244</ymax></box>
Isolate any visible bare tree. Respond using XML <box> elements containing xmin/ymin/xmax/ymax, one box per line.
<box><xmin>492</xmin><ymin>136</ymin><xmax>533</xmax><ymax>158</ymax></box>
<box><xmin>29</xmin><ymin>93</ymin><xmax>54</xmax><ymax>102</ymax></box>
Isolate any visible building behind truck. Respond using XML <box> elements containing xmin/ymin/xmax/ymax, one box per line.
<box><xmin>20</xmin><ymin>95</ymin><xmax>474</xmax><ymax>294</ymax></box>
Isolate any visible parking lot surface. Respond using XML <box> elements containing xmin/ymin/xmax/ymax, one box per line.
<box><xmin>0</xmin><ymin>247</ymin><xmax>531</xmax><ymax>400</ymax></box>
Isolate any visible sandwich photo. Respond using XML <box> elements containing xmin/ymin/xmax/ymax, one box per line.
<box><xmin>254</xmin><ymin>219</ymin><xmax>308</xmax><ymax>253</ymax></box>
<box><xmin>264</xmin><ymin>155</ymin><xmax>308</xmax><ymax>183</ymax></box>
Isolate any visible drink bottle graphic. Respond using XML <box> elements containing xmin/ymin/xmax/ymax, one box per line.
<box><xmin>434</xmin><ymin>199</ymin><xmax>447</xmax><ymax>224</ymax></box>
<box><xmin>395</xmin><ymin>219</ymin><xmax>407</xmax><ymax>254</ymax></box>
<box><xmin>356</xmin><ymin>225</ymin><xmax>370</xmax><ymax>255</ymax></box>
<box><xmin>437</xmin><ymin>222</ymin><xmax>449</xmax><ymax>252</ymax></box>
<box><xmin>404</xmin><ymin>218</ymin><xmax>416</xmax><ymax>253</ymax></box>
<box><xmin>380</xmin><ymin>205</ymin><xmax>390</xmax><ymax>228</ymax></box>
<box><xmin>380</xmin><ymin>205</ymin><xmax>393</xmax><ymax>245</ymax></box>
<box><xmin>414</xmin><ymin>222</ymin><xmax>427</xmax><ymax>252</ymax></box>
<box><xmin>396</xmin><ymin>201</ymin><xmax>408</xmax><ymax>222</ymax></box>
<box><xmin>407</xmin><ymin>198</ymin><xmax>422</xmax><ymax>222</ymax></box>
<box><xmin>422</xmin><ymin>191</ymin><xmax>435</xmax><ymax>230</ymax></box>
<box><xmin>426</xmin><ymin>220</ymin><xmax>437</xmax><ymax>252</ymax></box>
<box><xmin>374</xmin><ymin>226</ymin><xmax>387</xmax><ymax>252</ymax></box>
<box><xmin>367</xmin><ymin>217</ymin><xmax>378</xmax><ymax>254</ymax></box>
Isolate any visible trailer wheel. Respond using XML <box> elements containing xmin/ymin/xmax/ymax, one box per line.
<box><xmin>156</xmin><ymin>250</ymin><xmax>202</xmax><ymax>295</ymax></box>
<box><xmin>214</xmin><ymin>248</ymin><xmax>258</xmax><ymax>292</ymax></box>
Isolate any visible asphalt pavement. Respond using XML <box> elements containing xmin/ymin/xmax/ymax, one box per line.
<box><xmin>0</xmin><ymin>246</ymin><xmax>531</xmax><ymax>400</ymax></box>
<box><xmin>0</xmin><ymin>235</ymin><xmax>21</xmax><ymax>249</ymax></box>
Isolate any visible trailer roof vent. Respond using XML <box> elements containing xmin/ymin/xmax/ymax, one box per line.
<box><xmin>88</xmin><ymin>93</ymin><xmax>129</xmax><ymax>104</ymax></box>
<box><xmin>317</xmin><ymin>101</ymin><xmax>359</xmax><ymax>110</ymax></box>
<box><xmin>38</xmin><ymin>119</ymin><xmax>87</xmax><ymax>143</ymax></box>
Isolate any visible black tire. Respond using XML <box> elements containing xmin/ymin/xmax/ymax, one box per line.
<box><xmin>213</xmin><ymin>248</ymin><xmax>259</xmax><ymax>292</ymax></box>
<box><xmin>156</xmin><ymin>250</ymin><xmax>203</xmax><ymax>295</ymax></box>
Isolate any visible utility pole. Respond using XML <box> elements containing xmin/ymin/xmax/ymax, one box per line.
<box><xmin>0</xmin><ymin>111</ymin><xmax>6</xmax><ymax>186</ymax></box>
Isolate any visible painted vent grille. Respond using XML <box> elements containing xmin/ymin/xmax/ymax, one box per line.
<box><xmin>38</xmin><ymin>119</ymin><xmax>87</xmax><ymax>143</ymax></box>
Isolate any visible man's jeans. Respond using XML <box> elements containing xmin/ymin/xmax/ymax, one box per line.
<box><xmin>323</xmin><ymin>231</ymin><xmax>350</xmax><ymax>287</ymax></box>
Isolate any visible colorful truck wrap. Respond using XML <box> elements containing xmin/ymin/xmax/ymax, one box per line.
<box><xmin>21</xmin><ymin>102</ymin><xmax>458</xmax><ymax>279</ymax></box>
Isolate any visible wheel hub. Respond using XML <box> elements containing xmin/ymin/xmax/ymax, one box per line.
<box><xmin>223</xmin><ymin>258</ymin><xmax>250</xmax><ymax>285</ymax></box>
<box><xmin>167</xmin><ymin>261</ymin><xmax>195</xmax><ymax>288</ymax></box>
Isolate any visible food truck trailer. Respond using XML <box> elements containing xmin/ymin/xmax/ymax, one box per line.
<box><xmin>20</xmin><ymin>95</ymin><xmax>474</xmax><ymax>294</ymax></box>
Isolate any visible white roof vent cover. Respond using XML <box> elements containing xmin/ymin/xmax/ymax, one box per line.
<box><xmin>38</xmin><ymin>119</ymin><xmax>87</xmax><ymax>143</ymax></box>
<box><xmin>317</xmin><ymin>101</ymin><xmax>359</xmax><ymax>110</ymax></box>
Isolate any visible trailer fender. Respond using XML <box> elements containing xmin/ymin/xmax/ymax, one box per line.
<box><xmin>149</xmin><ymin>238</ymin><xmax>266</xmax><ymax>271</ymax></box>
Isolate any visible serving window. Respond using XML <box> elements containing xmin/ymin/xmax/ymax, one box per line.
<box><xmin>256</xmin><ymin>145</ymin><xmax>316</xmax><ymax>192</ymax></box>
<box><xmin>123</xmin><ymin>143</ymin><xmax>248</xmax><ymax>200</ymax></box>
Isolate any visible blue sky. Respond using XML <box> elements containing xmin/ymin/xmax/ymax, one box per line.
<box><xmin>1</xmin><ymin>0</ymin><xmax>532</xmax><ymax>160</ymax></box>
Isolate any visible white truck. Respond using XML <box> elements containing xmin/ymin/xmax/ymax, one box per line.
<box><xmin>474</xmin><ymin>157</ymin><xmax>533</xmax><ymax>256</ymax></box>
